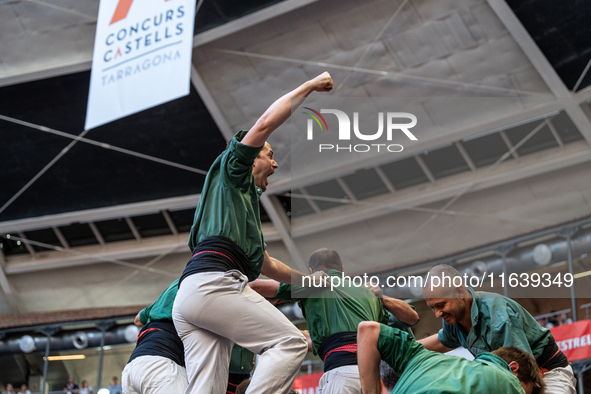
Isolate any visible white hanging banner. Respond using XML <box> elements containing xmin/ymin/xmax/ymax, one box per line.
<box><xmin>85</xmin><ymin>0</ymin><xmax>196</xmax><ymax>130</ymax></box>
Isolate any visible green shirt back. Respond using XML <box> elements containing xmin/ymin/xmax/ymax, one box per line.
<box><xmin>438</xmin><ymin>287</ymin><xmax>551</xmax><ymax>360</ymax></box>
<box><xmin>274</xmin><ymin>269</ymin><xmax>391</xmax><ymax>355</ymax></box>
<box><xmin>188</xmin><ymin>130</ymin><xmax>265</xmax><ymax>281</ymax></box>
<box><xmin>139</xmin><ymin>279</ymin><xmax>255</xmax><ymax>374</ymax></box>
<box><xmin>378</xmin><ymin>324</ymin><xmax>524</xmax><ymax>394</ymax></box>
<box><xmin>139</xmin><ymin>279</ymin><xmax>179</xmax><ymax>324</ymax></box>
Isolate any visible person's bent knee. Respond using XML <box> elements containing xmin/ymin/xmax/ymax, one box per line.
<box><xmin>358</xmin><ymin>321</ymin><xmax>380</xmax><ymax>336</ymax></box>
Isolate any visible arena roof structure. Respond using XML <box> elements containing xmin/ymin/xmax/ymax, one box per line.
<box><xmin>1</xmin><ymin>0</ymin><xmax>591</xmax><ymax>390</ymax></box>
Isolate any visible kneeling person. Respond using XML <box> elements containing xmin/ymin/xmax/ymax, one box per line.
<box><xmin>358</xmin><ymin>321</ymin><xmax>544</xmax><ymax>394</ymax></box>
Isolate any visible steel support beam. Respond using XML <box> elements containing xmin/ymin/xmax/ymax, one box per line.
<box><xmin>291</xmin><ymin>143</ymin><xmax>591</xmax><ymax>238</ymax></box>
<box><xmin>486</xmin><ymin>0</ymin><xmax>591</xmax><ymax>145</ymax></box>
<box><xmin>0</xmin><ymin>252</ymin><xmax>21</xmax><ymax>312</ymax></box>
<box><xmin>267</xmin><ymin>101</ymin><xmax>563</xmax><ymax>194</ymax></box>
<box><xmin>3</xmin><ymin>225</ymin><xmax>280</xmax><ymax>275</ymax></box>
<box><xmin>192</xmin><ymin>0</ymin><xmax>320</xmax><ymax>47</ymax></box>
<box><xmin>190</xmin><ymin>66</ymin><xmax>234</xmax><ymax>141</ymax></box>
<box><xmin>0</xmin><ymin>194</ymin><xmax>201</xmax><ymax>234</ymax></box>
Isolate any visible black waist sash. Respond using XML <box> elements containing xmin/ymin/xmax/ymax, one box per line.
<box><xmin>537</xmin><ymin>336</ymin><xmax>568</xmax><ymax>371</ymax></box>
<box><xmin>128</xmin><ymin>321</ymin><xmax>184</xmax><ymax>366</ymax></box>
<box><xmin>318</xmin><ymin>331</ymin><xmax>358</xmax><ymax>372</ymax></box>
<box><xmin>179</xmin><ymin>236</ymin><xmax>251</xmax><ymax>287</ymax></box>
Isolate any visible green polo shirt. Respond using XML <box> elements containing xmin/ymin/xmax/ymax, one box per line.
<box><xmin>438</xmin><ymin>287</ymin><xmax>551</xmax><ymax>360</ymax></box>
<box><xmin>188</xmin><ymin>130</ymin><xmax>266</xmax><ymax>281</ymax></box>
<box><xmin>140</xmin><ymin>279</ymin><xmax>255</xmax><ymax>375</ymax></box>
<box><xmin>139</xmin><ymin>279</ymin><xmax>179</xmax><ymax>324</ymax></box>
<box><xmin>274</xmin><ymin>269</ymin><xmax>414</xmax><ymax>355</ymax></box>
<box><xmin>378</xmin><ymin>324</ymin><xmax>524</xmax><ymax>394</ymax></box>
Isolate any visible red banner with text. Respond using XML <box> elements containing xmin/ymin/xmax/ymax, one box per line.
<box><xmin>551</xmin><ymin>319</ymin><xmax>591</xmax><ymax>361</ymax></box>
<box><xmin>292</xmin><ymin>372</ymin><xmax>322</xmax><ymax>394</ymax></box>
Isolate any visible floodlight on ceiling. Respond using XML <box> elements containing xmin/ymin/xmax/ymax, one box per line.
<box><xmin>470</xmin><ymin>261</ymin><xmax>488</xmax><ymax>277</ymax></box>
<box><xmin>44</xmin><ymin>355</ymin><xmax>86</xmax><ymax>361</ymax></box>
<box><xmin>73</xmin><ymin>331</ymin><xmax>89</xmax><ymax>349</ymax></box>
<box><xmin>124</xmin><ymin>325</ymin><xmax>140</xmax><ymax>343</ymax></box>
<box><xmin>533</xmin><ymin>244</ymin><xmax>552</xmax><ymax>266</ymax></box>
<box><xmin>19</xmin><ymin>335</ymin><xmax>36</xmax><ymax>353</ymax></box>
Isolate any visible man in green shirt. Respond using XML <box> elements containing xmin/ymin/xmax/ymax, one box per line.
<box><xmin>172</xmin><ymin>72</ymin><xmax>334</xmax><ymax>394</ymax></box>
<box><xmin>420</xmin><ymin>264</ymin><xmax>576</xmax><ymax>393</ymax></box>
<box><xmin>250</xmin><ymin>248</ymin><xmax>419</xmax><ymax>394</ymax></box>
<box><xmin>357</xmin><ymin>321</ymin><xmax>544</xmax><ymax>394</ymax></box>
<box><xmin>125</xmin><ymin>280</ymin><xmax>256</xmax><ymax>394</ymax></box>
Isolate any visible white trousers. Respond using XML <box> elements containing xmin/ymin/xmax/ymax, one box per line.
<box><xmin>122</xmin><ymin>355</ymin><xmax>188</xmax><ymax>394</ymax></box>
<box><xmin>172</xmin><ymin>271</ymin><xmax>308</xmax><ymax>394</ymax></box>
<box><xmin>543</xmin><ymin>365</ymin><xmax>576</xmax><ymax>394</ymax></box>
<box><xmin>318</xmin><ymin>365</ymin><xmax>362</xmax><ymax>394</ymax></box>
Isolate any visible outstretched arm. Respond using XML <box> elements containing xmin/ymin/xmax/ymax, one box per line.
<box><xmin>367</xmin><ymin>285</ymin><xmax>419</xmax><ymax>326</ymax></box>
<box><xmin>357</xmin><ymin>321</ymin><xmax>383</xmax><ymax>394</ymax></box>
<box><xmin>260</xmin><ymin>251</ymin><xmax>326</xmax><ymax>285</ymax></box>
<box><xmin>418</xmin><ymin>333</ymin><xmax>453</xmax><ymax>353</ymax></box>
<box><xmin>249</xmin><ymin>278</ymin><xmax>281</xmax><ymax>298</ymax></box>
<box><xmin>241</xmin><ymin>72</ymin><xmax>333</xmax><ymax>148</ymax></box>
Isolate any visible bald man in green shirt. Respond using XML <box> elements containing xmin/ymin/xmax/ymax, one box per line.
<box><xmin>420</xmin><ymin>264</ymin><xmax>575</xmax><ymax>393</ymax></box>
<box><xmin>250</xmin><ymin>248</ymin><xmax>419</xmax><ymax>394</ymax></box>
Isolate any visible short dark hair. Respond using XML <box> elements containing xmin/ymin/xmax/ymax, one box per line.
<box><xmin>380</xmin><ymin>360</ymin><xmax>400</xmax><ymax>391</ymax></box>
<box><xmin>492</xmin><ymin>346</ymin><xmax>545</xmax><ymax>394</ymax></box>
<box><xmin>308</xmin><ymin>248</ymin><xmax>343</xmax><ymax>271</ymax></box>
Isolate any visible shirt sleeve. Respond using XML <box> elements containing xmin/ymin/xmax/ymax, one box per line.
<box><xmin>377</xmin><ymin>323</ymin><xmax>424</xmax><ymax>374</ymax></box>
<box><xmin>221</xmin><ymin>130</ymin><xmax>263</xmax><ymax>188</ymax></box>
<box><xmin>438</xmin><ymin>325</ymin><xmax>461</xmax><ymax>349</ymax></box>
<box><xmin>139</xmin><ymin>303</ymin><xmax>152</xmax><ymax>325</ymax></box>
<box><xmin>274</xmin><ymin>283</ymin><xmax>298</xmax><ymax>302</ymax></box>
<box><xmin>489</xmin><ymin>306</ymin><xmax>533</xmax><ymax>354</ymax></box>
<box><xmin>274</xmin><ymin>282</ymin><xmax>320</xmax><ymax>301</ymax></box>
<box><xmin>387</xmin><ymin>305</ymin><xmax>417</xmax><ymax>338</ymax></box>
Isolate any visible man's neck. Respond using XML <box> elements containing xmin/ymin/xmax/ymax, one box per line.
<box><xmin>458</xmin><ymin>296</ymin><xmax>474</xmax><ymax>334</ymax></box>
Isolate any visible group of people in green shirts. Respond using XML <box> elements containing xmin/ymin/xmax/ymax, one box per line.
<box><xmin>120</xmin><ymin>72</ymin><xmax>577</xmax><ymax>394</ymax></box>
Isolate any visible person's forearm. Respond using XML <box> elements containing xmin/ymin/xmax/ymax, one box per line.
<box><xmin>259</xmin><ymin>82</ymin><xmax>312</xmax><ymax>132</ymax></box>
<box><xmin>249</xmin><ymin>278</ymin><xmax>281</xmax><ymax>298</ymax></box>
<box><xmin>357</xmin><ymin>322</ymin><xmax>382</xmax><ymax>394</ymax></box>
<box><xmin>417</xmin><ymin>333</ymin><xmax>453</xmax><ymax>353</ymax></box>
<box><xmin>241</xmin><ymin>72</ymin><xmax>332</xmax><ymax>147</ymax></box>
<box><xmin>260</xmin><ymin>254</ymin><xmax>307</xmax><ymax>284</ymax></box>
<box><xmin>381</xmin><ymin>297</ymin><xmax>419</xmax><ymax>326</ymax></box>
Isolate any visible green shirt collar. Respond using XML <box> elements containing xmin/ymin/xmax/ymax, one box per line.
<box><xmin>325</xmin><ymin>268</ymin><xmax>342</xmax><ymax>276</ymax></box>
<box><xmin>474</xmin><ymin>352</ymin><xmax>513</xmax><ymax>374</ymax></box>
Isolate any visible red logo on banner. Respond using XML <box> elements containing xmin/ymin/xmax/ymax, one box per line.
<box><xmin>110</xmin><ymin>0</ymin><xmax>173</xmax><ymax>25</ymax></box>
<box><xmin>550</xmin><ymin>319</ymin><xmax>591</xmax><ymax>362</ymax></box>
<box><xmin>292</xmin><ymin>372</ymin><xmax>322</xmax><ymax>394</ymax></box>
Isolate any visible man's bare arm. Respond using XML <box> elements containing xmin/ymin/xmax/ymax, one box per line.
<box><xmin>357</xmin><ymin>321</ymin><xmax>383</xmax><ymax>394</ymax></box>
<box><xmin>367</xmin><ymin>285</ymin><xmax>419</xmax><ymax>326</ymax></box>
<box><xmin>417</xmin><ymin>333</ymin><xmax>454</xmax><ymax>353</ymax></box>
<box><xmin>260</xmin><ymin>251</ymin><xmax>326</xmax><ymax>285</ymax></box>
<box><xmin>249</xmin><ymin>278</ymin><xmax>281</xmax><ymax>299</ymax></box>
<box><xmin>381</xmin><ymin>297</ymin><xmax>419</xmax><ymax>326</ymax></box>
<box><xmin>241</xmin><ymin>72</ymin><xmax>333</xmax><ymax>148</ymax></box>
<box><xmin>134</xmin><ymin>312</ymin><xmax>144</xmax><ymax>328</ymax></box>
